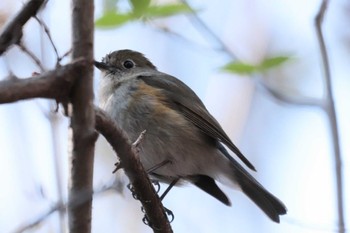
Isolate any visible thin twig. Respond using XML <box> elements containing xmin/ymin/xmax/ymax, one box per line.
<box><xmin>180</xmin><ymin>0</ymin><xmax>237</xmax><ymax>60</ymax></box>
<box><xmin>58</xmin><ymin>48</ymin><xmax>73</xmax><ymax>65</ymax></box>
<box><xmin>150</xmin><ymin>24</ymin><xmax>213</xmax><ymax>52</ymax></box>
<box><xmin>181</xmin><ymin>0</ymin><xmax>321</xmax><ymax>107</ymax></box>
<box><xmin>12</xmin><ymin>181</ymin><xmax>120</xmax><ymax>233</ymax></box>
<box><xmin>315</xmin><ymin>1</ymin><xmax>345</xmax><ymax>233</ymax></box>
<box><xmin>34</xmin><ymin>15</ymin><xmax>60</xmax><ymax>63</ymax></box>
<box><xmin>256</xmin><ymin>78</ymin><xmax>325</xmax><ymax>107</ymax></box>
<box><xmin>17</xmin><ymin>42</ymin><xmax>45</xmax><ymax>72</ymax></box>
<box><xmin>48</xmin><ymin>109</ymin><xmax>66</xmax><ymax>233</ymax></box>
<box><xmin>133</xmin><ymin>130</ymin><xmax>147</xmax><ymax>147</ymax></box>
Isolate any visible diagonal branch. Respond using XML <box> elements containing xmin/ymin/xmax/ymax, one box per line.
<box><xmin>256</xmin><ymin>77</ymin><xmax>325</xmax><ymax>108</ymax></box>
<box><xmin>95</xmin><ymin>108</ymin><xmax>173</xmax><ymax>233</ymax></box>
<box><xmin>0</xmin><ymin>58</ymin><xmax>86</xmax><ymax>104</ymax></box>
<box><xmin>0</xmin><ymin>0</ymin><xmax>46</xmax><ymax>55</ymax></box>
<box><xmin>17</xmin><ymin>42</ymin><xmax>45</xmax><ymax>71</ymax></box>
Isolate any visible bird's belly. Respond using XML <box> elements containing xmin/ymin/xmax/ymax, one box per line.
<box><xmin>102</xmin><ymin>92</ymin><xmax>226</xmax><ymax>183</ymax></box>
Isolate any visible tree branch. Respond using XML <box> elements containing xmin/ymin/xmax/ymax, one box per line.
<box><xmin>256</xmin><ymin>77</ymin><xmax>325</xmax><ymax>108</ymax></box>
<box><xmin>17</xmin><ymin>42</ymin><xmax>45</xmax><ymax>71</ymax></box>
<box><xmin>68</xmin><ymin>1</ymin><xmax>96</xmax><ymax>233</ymax></box>
<box><xmin>95</xmin><ymin>108</ymin><xmax>173</xmax><ymax>233</ymax></box>
<box><xmin>180</xmin><ymin>0</ymin><xmax>237</xmax><ymax>60</ymax></box>
<box><xmin>0</xmin><ymin>0</ymin><xmax>46</xmax><ymax>55</ymax></box>
<box><xmin>315</xmin><ymin>1</ymin><xmax>345</xmax><ymax>233</ymax></box>
<box><xmin>0</xmin><ymin>59</ymin><xmax>86</xmax><ymax>104</ymax></box>
<box><xmin>181</xmin><ymin>0</ymin><xmax>326</xmax><ymax>107</ymax></box>
<box><xmin>13</xmin><ymin>180</ymin><xmax>120</xmax><ymax>233</ymax></box>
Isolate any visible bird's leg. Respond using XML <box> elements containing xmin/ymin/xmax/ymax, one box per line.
<box><xmin>141</xmin><ymin>178</ymin><xmax>179</xmax><ymax>226</ymax></box>
<box><xmin>160</xmin><ymin>178</ymin><xmax>179</xmax><ymax>201</ymax></box>
<box><xmin>160</xmin><ymin>178</ymin><xmax>179</xmax><ymax>222</ymax></box>
<box><xmin>146</xmin><ymin>159</ymin><xmax>171</xmax><ymax>173</ymax></box>
<box><xmin>129</xmin><ymin>158</ymin><xmax>177</xmax><ymax>224</ymax></box>
<box><xmin>144</xmin><ymin>160</ymin><xmax>179</xmax><ymax>225</ymax></box>
<box><xmin>147</xmin><ymin>161</ymin><xmax>178</xmax><ymax>222</ymax></box>
<box><xmin>146</xmin><ymin>159</ymin><xmax>171</xmax><ymax>193</ymax></box>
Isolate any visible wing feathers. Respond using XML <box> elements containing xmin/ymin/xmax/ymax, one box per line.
<box><xmin>138</xmin><ymin>74</ymin><xmax>256</xmax><ymax>171</ymax></box>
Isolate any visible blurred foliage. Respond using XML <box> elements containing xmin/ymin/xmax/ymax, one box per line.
<box><xmin>96</xmin><ymin>0</ymin><xmax>192</xmax><ymax>28</ymax></box>
<box><xmin>222</xmin><ymin>56</ymin><xmax>290</xmax><ymax>75</ymax></box>
<box><xmin>96</xmin><ymin>0</ymin><xmax>290</xmax><ymax>75</ymax></box>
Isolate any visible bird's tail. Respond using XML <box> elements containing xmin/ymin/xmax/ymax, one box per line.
<box><xmin>231</xmin><ymin>161</ymin><xmax>287</xmax><ymax>223</ymax></box>
<box><xmin>217</xmin><ymin>143</ymin><xmax>287</xmax><ymax>222</ymax></box>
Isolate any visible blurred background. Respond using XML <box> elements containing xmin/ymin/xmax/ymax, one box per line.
<box><xmin>0</xmin><ymin>0</ymin><xmax>349</xmax><ymax>232</ymax></box>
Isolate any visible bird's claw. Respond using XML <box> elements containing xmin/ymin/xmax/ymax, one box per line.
<box><xmin>151</xmin><ymin>180</ymin><xmax>160</xmax><ymax>193</ymax></box>
<box><xmin>127</xmin><ymin>183</ymin><xmax>139</xmax><ymax>200</ymax></box>
<box><xmin>164</xmin><ymin>206</ymin><xmax>174</xmax><ymax>223</ymax></box>
<box><xmin>141</xmin><ymin>205</ymin><xmax>174</xmax><ymax>228</ymax></box>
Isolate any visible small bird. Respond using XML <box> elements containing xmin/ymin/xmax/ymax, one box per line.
<box><xmin>95</xmin><ymin>49</ymin><xmax>287</xmax><ymax>222</ymax></box>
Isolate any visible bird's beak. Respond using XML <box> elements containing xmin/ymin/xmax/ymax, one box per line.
<box><xmin>94</xmin><ymin>60</ymin><xmax>110</xmax><ymax>71</ymax></box>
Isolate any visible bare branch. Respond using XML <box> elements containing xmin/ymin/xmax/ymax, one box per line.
<box><xmin>17</xmin><ymin>42</ymin><xmax>45</xmax><ymax>72</ymax></box>
<box><xmin>13</xmin><ymin>181</ymin><xmax>120</xmax><ymax>233</ymax></box>
<box><xmin>95</xmin><ymin>108</ymin><xmax>173</xmax><ymax>233</ymax></box>
<box><xmin>34</xmin><ymin>15</ymin><xmax>60</xmax><ymax>64</ymax></box>
<box><xmin>181</xmin><ymin>0</ymin><xmax>328</xmax><ymax>107</ymax></box>
<box><xmin>48</xmin><ymin>109</ymin><xmax>66</xmax><ymax>233</ymax></box>
<box><xmin>180</xmin><ymin>0</ymin><xmax>237</xmax><ymax>59</ymax></box>
<box><xmin>315</xmin><ymin>1</ymin><xmax>345</xmax><ymax>233</ymax></box>
<box><xmin>58</xmin><ymin>48</ymin><xmax>73</xmax><ymax>64</ymax></box>
<box><xmin>256</xmin><ymin>78</ymin><xmax>325</xmax><ymax>108</ymax></box>
<box><xmin>0</xmin><ymin>0</ymin><xmax>46</xmax><ymax>55</ymax></box>
<box><xmin>68</xmin><ymin>1</ymin><xmax>96</xmax><ymax>233</ymax></box>
<box><xmin>0</xmin><ymin>58</ymin><xmax>86</xmax><ymax>104</ymax></box>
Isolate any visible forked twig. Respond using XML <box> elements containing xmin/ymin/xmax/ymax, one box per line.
<box><xmin>315</xmin><ymin>1</ymin><xmax>345</xmax><ymax>233</ymax></box>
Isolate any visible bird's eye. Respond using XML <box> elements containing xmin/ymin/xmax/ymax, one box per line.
<box><xmin>123</xmin><ymin>60</ymin><xmax>135</xmax><ymax>69</ymax></box>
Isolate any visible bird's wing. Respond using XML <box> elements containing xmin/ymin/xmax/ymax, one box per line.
<box><xmin>137</xmin><ymin>73</ymin><xmax>256</xmax><ymax>171</ymax></box>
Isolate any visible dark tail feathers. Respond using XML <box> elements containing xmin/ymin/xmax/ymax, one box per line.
<box><xmin>233</xmin><ymin>163</ymin><xmax>287</xmax><ymax>223</ymax></box>
<box><xmin>217</xmin><ymin>142</ymin><xmax>286</xmax><ymax>222</ymax></box>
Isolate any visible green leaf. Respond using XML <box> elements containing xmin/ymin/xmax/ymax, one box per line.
<box><xmin>144</xmin><ymin>4</ymin><xmax>192</xmax><ymax>18</ymax></box>
<box><xmin>222</xmin><ymin>62</ymin><xmax>258</xmax><ymax>75</ymax></box>
<box><xmin>258</xmin><ymin>56</ymin><xmax>290</xmax><ymax>70</ymax></box>
<box><xmin>130</xmin><ymin>0</ymin><xmax>151</xmax><ymax>16</ymax></box>
<box><xmin>95</xmin><ymin>11</ymin><xmax>135</xmax><ymax>28</ymax></box>
<box><xmin>222</xmin><ymin>56</ymin><xmax>291</xmax><ymax>75</ymax></box>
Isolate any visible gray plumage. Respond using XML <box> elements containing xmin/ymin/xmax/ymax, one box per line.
<box><xmin>95</xmin><ymin>49</ymin><xmax>287</xmax><ymax>222</ymax></box>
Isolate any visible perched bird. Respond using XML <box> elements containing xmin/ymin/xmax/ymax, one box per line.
<box><xmin>95</xmin><ymin>49</ymin><xmax>287</xmax><ymax>222</ymax></box>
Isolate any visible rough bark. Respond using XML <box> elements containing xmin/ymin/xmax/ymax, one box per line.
<box><xmin>68</xmin><ymin>1</ymin><xmax>96</xmax><ymax>233</ymax></box>
<box><xmin>0</xmin><ymin>60</ymin><xmax>85</xmax><ymax>104</ymax></box>
<box><xmin>95</xmin><ymin>108</ymin><xmax>173</xmax><ymax>233</ymax></box>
